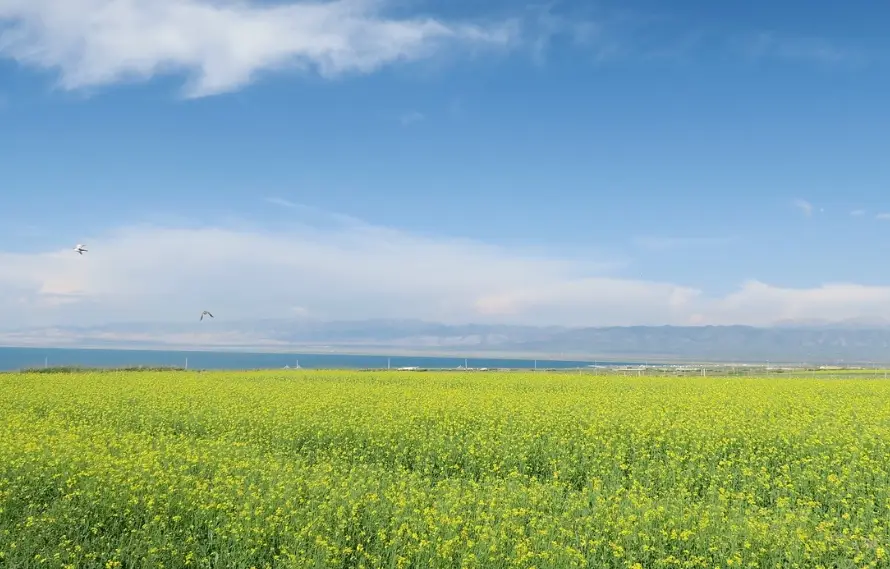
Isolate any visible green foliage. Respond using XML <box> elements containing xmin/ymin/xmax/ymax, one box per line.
<box><xmin>1</xmin><ymin>370</ymin><xmax>888</xmax><ymax>568</ymax></box>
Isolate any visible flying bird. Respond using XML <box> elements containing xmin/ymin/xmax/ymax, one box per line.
<box><xmin>200</xmin><ymin>311</ymin><xmax>214</xmax><ymax>321</ymax></box>
<box><xmin>74</xmin><ymin>244</ymin><xmax>87</xmax><ymax>255</ymax></box>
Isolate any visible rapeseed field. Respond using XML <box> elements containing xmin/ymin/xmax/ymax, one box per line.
<box><xmin>1</xmin><ymin>370</ymin><xmax>888</xmax><ymax>569</ymax></box>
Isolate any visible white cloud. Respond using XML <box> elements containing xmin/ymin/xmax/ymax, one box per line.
<box><xmin>792</xmin><ymin>199</ymin><xmax>814</xmax><ymax>217</ymax></box>
<box><xmin>0</xmin><ymin>217</ymin><xmax>620</xmax><ymax>328</ymax></box>
<box><xmin>3</xmin><ymin>215</ymin><xmax>890</xmax><ymax>330</ymax></box>
<box><xmin>474</xmin><ymin>278</ymin><xmax>703</xmax><ymax>326</ymax></box>
<box><xmin>876</xmin><ymin>213</ymin><xmax>890</xmax><ymax>221</ymax></box>
<box><xmin>0</xmin><ymin>1</ymin><xmax>874</xmax><ymax>101</ymax></box>
<box><xmin>851</xmin><ymin>209</ymin><xmax>866</xmax><ymax>216</ymax></box>
<box><xmin>0</xmin><ymin>0</ymin><xmax>519</xmax><ymax>98</ymax></box>
<box><xmin>710</xmin><ymin>280</ymin><xmax>890</xmax><ymax>325</ymax></box>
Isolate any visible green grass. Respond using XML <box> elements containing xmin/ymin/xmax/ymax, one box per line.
<box><xmin>1</xmin><ymin>370</ymin><xmax>889</xmax><ymax>568</ymax></box>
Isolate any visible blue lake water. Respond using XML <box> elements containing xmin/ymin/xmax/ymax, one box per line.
<box><xmin>0</xmin><ymin>346</ymin><xmax>643</xmax><ymax>372</ymax></box>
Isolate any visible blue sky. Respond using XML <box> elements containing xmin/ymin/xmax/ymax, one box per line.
<box><xmin>2</xmin><ymin>0</ymin><xmax>890</xmax><ymax>329</ymax></box>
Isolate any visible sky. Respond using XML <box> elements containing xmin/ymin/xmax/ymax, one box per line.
<box><xmin>2</xmin><ymin>0</ymin><xmax>890</xmax><ymax>329</ymax></box>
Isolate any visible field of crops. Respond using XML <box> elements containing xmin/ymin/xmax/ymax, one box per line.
<box><xmin>2</xmin><ymin>371</ymin><xmax>889</xmax><ymax>569</ymax></box>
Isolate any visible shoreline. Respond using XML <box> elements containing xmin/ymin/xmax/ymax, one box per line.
<box><xmin>2</xmin><ymin>342</ymin><xmax>883</xmax><ymax>367</ymax></box>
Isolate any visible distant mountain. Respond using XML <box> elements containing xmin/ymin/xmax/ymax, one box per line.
<box><xmin>773</xmin><ymin>316</ymin><xmax>890</xmax><ymax>329</ymax></box>
<box><xmin>3</xmin><ymin>318</ymin><xmax>890</xmax><ymax>364</ymax></box>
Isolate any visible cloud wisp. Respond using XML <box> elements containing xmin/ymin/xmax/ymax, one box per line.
<box><xmin>398</xmin><ymin>110</ymin><xmax>425</xmax><ymax>126</ymax></box>
<box><xmin>793</xmin><ymin>199</ymin><xmax>814</xmax><ymax>217</ymax></box>
<box><xmin>3</xmin><ymin>213</ymin><xmax>890</xmax><ymax>330</ymax></box>
<box><xmin>735</xmin><ymin>32</ymin><xmax>870</xmax><ymax>68</ymax></box>
<box><xmin>632</xmin><ymin>235</ymin><xmax>736</xmax><ymax>252</ymax></box>
<box><xmin>0</xmin><ymin>0</ymin><xmax>519</xmax><ymax>98</ymax></box>
<box><xmin>263</xmin><ymin>197</ymin><xmax>300</xmax><ymax>209</ymax></box>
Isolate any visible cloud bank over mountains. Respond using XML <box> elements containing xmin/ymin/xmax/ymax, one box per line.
<box><xmin>2</xmin><ymin>213</ymin><xmax>890</xmax><ymax>331</ymax></box>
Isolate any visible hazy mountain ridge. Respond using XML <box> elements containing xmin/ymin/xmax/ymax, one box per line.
<box><xmin>4</xmin><ymin>318</ymin><xmax>890</xmax><ymax>363</ymax></box>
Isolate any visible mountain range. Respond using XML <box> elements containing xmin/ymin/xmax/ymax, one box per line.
<box><xmin>3</xmin><ymin>318</ymin><xmax>890</xmax><ymax>364</ymax></box>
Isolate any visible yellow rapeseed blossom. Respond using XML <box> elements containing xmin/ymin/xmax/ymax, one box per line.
<box><xmin>0</xmin><ymin>370</ymin><xmax>889</xmax><ymax>567</ymax></box>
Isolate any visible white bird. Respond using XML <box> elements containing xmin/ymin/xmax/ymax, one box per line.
<box><xmin>200</xmin><ymin>311</ymin><xmax>214</xmax><ymax>321</ymax></box>
<box><xmin>74</xmin><ymin>244</ymin><xmax>87</xmax><ymax>255</ymax></box>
